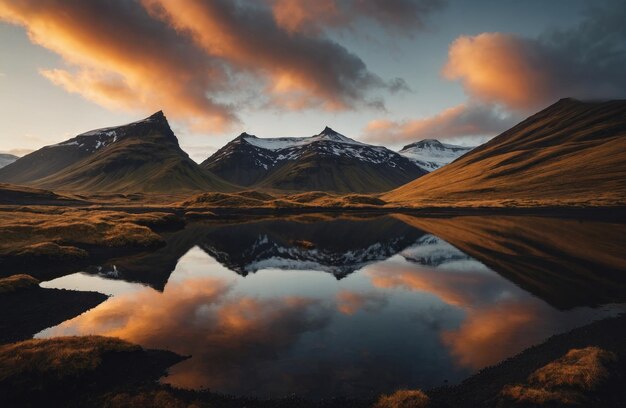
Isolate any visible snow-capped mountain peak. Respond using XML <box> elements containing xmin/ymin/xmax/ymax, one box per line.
<box><xmin>202</xmin><ymin>127</ymin><xmax>427</xmax><ymax>191</ymax></box>
<box><xmin>399</xmin><ymin>139</ymin><xmax>474</xmax><ymax>172</ymax></box>
<box><xmin>43</xmin><ymin>111</ymin><xmax>174</xmax><ymax>154</ymax></box>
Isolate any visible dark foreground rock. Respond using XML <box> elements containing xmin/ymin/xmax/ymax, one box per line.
<box><xmin>0</xmin><ymin>285</ymin><xmax>107</xmax><ymax>344</ymax></box>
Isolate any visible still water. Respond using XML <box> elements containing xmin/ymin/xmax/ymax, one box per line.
<box><xmin>37</xmin><ymin>214</ymin><xmax>626</xmax><ymax>399</ymax></box>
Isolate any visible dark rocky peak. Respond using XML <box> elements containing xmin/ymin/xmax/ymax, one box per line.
<box><xmin>320</xmin><ymin>126</ymin><xmax>339</xmax><ymax>136</ymax></box>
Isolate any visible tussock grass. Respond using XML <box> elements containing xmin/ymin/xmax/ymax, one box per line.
<box><xmin>500</xmin><ymin>346</ymin><xmax>618</xmax><ymax>405</ymax></box>
<box><xmin>0</xmin><ymin>209</ymin><xmax>167</xmax><ymax>266</ymax></box>
<box><xmin>0</xmin><ymin>336</ymin><xmax>140</xmax><ymax>382</ymax></box>
<box><xmin>374</xmin><ymin>389</ymin><xmax>429</xmax><ymax>408</ymax></box>
<box><xmin>0</xmin><ymin>274</ymin><xmax>39</xmax><ymax>294</ymax></box>
<box><xmin>181</xmin><ymin>190</ymin><xmax>386</xmax><ymax>209</ymax></box>
<box><xmin>103</xmin><ymin>389</ymin><xmax>192</xmax><ymax>408</ymax></box>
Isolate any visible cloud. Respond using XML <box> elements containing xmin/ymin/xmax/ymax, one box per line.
<box><xmin>366</xmin><ymin>261</ymin><xmax>611</xmax><ymax>370</ymax></box>
<box><xmin>443</xmin><ymin>3</ymin><xmax>626</xmax><ymax>111</ymax></box>
<box><xmin>362</xmin><ymin>102</ymin><xmax>518</xmax><ymax>145</ymax></box>
<box><xmin>269</xmin><ymin>0</ymin><xmax>444</xmax><ymax>35</ymax></box>
<box><xmin>44</xmin><ymin>276</ymin><xmax>332</xmax><ymax>391</ymax></box>
<box><xmin>364</xmin><ymin>1</ymin><xmax>626</xmax><ymax>147</ymax></box>
<box><xmin>0</xmin><ymin>0</ymin><xmax>236</xmax><ymax>132</ymax></box>
<box><xmin>0</xmin><ymin>0</ymin><xmax>417</xmax><ymax>134</ymax></box>
<box><xmin>142</xmin><ymin>0</ymin><xmax>400</xmax><ymax>112</ymax></box>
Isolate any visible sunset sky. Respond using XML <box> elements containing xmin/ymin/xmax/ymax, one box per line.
<box><xmin>1</xmin><ymin>0</ymin><xmax>625</xmax><ymax>162</ymax></box>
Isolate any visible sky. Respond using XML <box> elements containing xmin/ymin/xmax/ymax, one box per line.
<box><xmin>1</xmin><ymin>0</ymin><xmax>625</xmax><ymax>162</ymax></box>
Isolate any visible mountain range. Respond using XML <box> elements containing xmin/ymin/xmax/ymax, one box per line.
<box><xmin>1</xmin><ymin>98</ymin><xmax>624</xmax><ymax>204</ymax></box>
<box><xmin>0</xmin><ymin>114</ymin><xmax>470</xmax><ymax>194</ymax></box>
<box><xmin>201</xmin><ymin>127</ymin><xmax>448</xmax><ymax>193</ymax></box>
<box><xmin>385</xmin><ymin>98</ymin><xmax>626</xmax><ymax>206</ymax></box>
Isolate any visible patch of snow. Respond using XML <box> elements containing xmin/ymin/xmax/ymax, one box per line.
<box><xmin>399</xmin><ymin>140</ymin><xmax>473</xmax><ymax>172</ymax></box>
<box><xmin>242</xmin><ymin>128</ymin><xmax>365</xmax><ymax>151</ymax></box>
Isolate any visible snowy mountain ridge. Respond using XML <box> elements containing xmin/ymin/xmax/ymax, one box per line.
<box><xmin>399</xmin><ymin>139</ymin><xmax>474</xmax><ymax>172</ymax></box>
<box><xmin>44</xmin><ymin>111</ymin><xmax>169</xmax><ymax>154</ymax></box>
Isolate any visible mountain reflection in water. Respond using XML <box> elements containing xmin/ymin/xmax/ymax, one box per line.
<box><xmin>38</xmin><ymin>215</ymin><xmax>626</xmax><ymax>399</ymax></box>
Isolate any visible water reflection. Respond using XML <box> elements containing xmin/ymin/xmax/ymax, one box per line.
<box><xmin>38</xmin><ymin>215</ymin><xmax>626</xmax><ymax>398</ymax></box>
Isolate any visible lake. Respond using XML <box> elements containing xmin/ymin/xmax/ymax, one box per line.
<box><xmin>37</xmin><ymin>214</ymin><xmax>626</xmax><ymax>399</ymax></box>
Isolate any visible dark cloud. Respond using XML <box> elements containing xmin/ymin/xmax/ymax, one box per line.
<box><xmin>269</xmin><ymin>0</ymin><xmax>445</xmax><ymax>35</ymax></box>
<box><xmin>0</xmin><ymin>0</ymin><xmax>430</xmax><ymax>132</ymax></box>
<box><xmin>143</xmin><ymin>0</ymin><xmax>403</xmax><ymax>111</ymax></box>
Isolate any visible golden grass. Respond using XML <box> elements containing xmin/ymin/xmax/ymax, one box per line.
<box><xmin>0</xmin><ymin>274</ymin><xmax>39</xmax><ymax>293</ymax></box>
<box><xmin>0</xmin><ymin>336</ymin><xmax>140</xmax><ymax>382</ymax></box>
<box><xmin>500</xmin><ymin>347</ymin><xmax>617</xmax><ymax>405</ymax></box>
<box><xmin>374</xmin><ymin>389</ymin><xmax>430</xmax><ymax>408</ymax></box>
<box><xmin>0</xmin><ymin>209</ymin><xmax>166</xmax><ymax>260</ymax></box>
<box><xmin>384</xmin><ymin>99</ymin><xmax>626</xmax><ymax>208</ymax></box>
<box><xmin>103</xmin><ymin>390</ymin><xmax>196</xmax><ymax>408</ymax></box>
<box><xmin>180</xmin><ymin>190</ymin><xmax>387</xmax><ymax>209</ymax></box>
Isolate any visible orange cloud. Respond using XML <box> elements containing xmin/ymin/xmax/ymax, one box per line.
<box><xmin>0</xmin><ymin>0</ymin><xmax>412</xmax><ymax>133</ymax></box>
<box><xmin>369</xmin><ymin>264</ymin><xmax>495</xmax><ymax>307</ymax></box>
<box><xmin>442</xmin><ymin>19</ymin><xmax>626</xmax><ymax>112</ymax></box>
<box><xmin>371</xmin><ymin>3</ymin><xmax>626</xmax><ymax>146</ymax></box>
<box><xmin>142</xmin><ymin>0</ymin><xmax>392</xmax><ymax>112</ymax></box>
<box><xmin>363</xmin><ymin>103</ymin><xmax>517</xmax><ymax>145</ymax></box>
<box><xmin>443</xmin><ymin>33</ymin><xmax>555</xmax><ymax>111</ymax></box>
<box><xmin>0</xmin><ymin>0</ymin><xmax>236</xmax><ymax>132</ymax></box>
<box><xmin>43</xmin><ymin>276</ymin><xmax>331</xmax><ymax>391</ymax></box>
<box><xmin>366</xmin><ymin>262</ymin><xmax>605</xmax><ymax>370</ymax></box>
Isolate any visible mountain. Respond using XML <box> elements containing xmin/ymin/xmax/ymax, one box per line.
<box><xmin>398</xmin><ymin>139</ymin><xmax>473</xmax><ymax>172</ymax></box>
<box><xmin>202</xmin><ymin>127</ymin><xmax>427</xmax><ymax>193</ymax></box>
<box><xmin>0</xmin><ymin>154</ymin><xmax>18</xmax><ymax>169</ymax></box>
<box><xmin>0</xmin><ymin>112</ymin><xmax>233</xmax><ymax>193</ymax></box>
<box><xmin>385</xmin><ymin>98</ymin><xmax>626</xmax><ymax>206</ymax></box>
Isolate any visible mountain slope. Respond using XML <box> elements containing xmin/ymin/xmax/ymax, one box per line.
<box><xmin>399</xmin><ymin>139</ymin><xmax>473</xmax><ymax>171</ymax></box>
<box><xmin>0</xmin><ymin>154</ymin><xmax>18</xmax><ymax>169</ymax></box>
<box><xmin>385</xmin><ymin>98</ymin><xmax>626</xmax><ymax>206</ymax></box>
<box><xmin>202</xmin><ymin>127</ymin><xmax>427</xmax><ymax>193</ymax></box>
<box><xmin>0</xmin><ymin>112</ymin><xmax>234</xmax><ymax>193</ymax></box>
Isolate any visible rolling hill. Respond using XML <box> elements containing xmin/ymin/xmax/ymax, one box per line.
<box><xmin>202</xmin><ymin>127</ymin><xmax>427</xmax><ymax>193</ymax></box>
<box><xmin>0</xmin><ymin>112</ymin><xmax>233</xmax><ymax>193</ymax></box>
<box><xmin>385</xmin><ymin>98</ymin><xmax>626</xmax><ymax>206</ymax></box>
